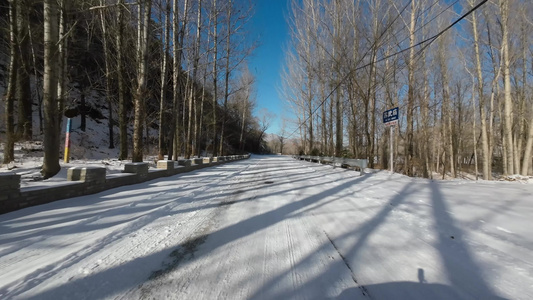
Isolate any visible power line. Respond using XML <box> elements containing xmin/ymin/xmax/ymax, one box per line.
<box><xmin>351</xmin><ymin>0</ymin><xmax>465</xmax><ymax>110</ymax></box>
<box><xmin>285</xmin><ymin>0</ymin><xmax>489</xmax><ymax>140</ymax></box>
<box><xmin>390</xmin><ymin>0</ymin><xmax>459</xmax><ymax>56</ymax></box>
<box><xmin>304</xmin><ymin>0</ymin><xmax>453</xmax><ymax>116</ymax></box>
<box><xmin>285</xmin><ymin>0</ymin><xmax>411</xmax><ymax>139</ymax></box>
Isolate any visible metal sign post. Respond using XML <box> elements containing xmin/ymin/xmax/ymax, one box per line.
<box><xmin>383</xmin><ymin>107</ymin><xmax>399</xmax><ymax>173</ymax></box>
<box><xmin>390</xmin><ymin>125</ymin><xmax>393</xmax><ymax>172</ymax></box>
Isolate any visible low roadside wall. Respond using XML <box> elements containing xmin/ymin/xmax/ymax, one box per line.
<box><xmin>293</xmin><ymin>155</ymin><xmax>368</xmax><ymax>174</ymax></box>
<box><xmin>0</xmin><ymin>155</ymin><xmax>250</xmax><ymax>214</ymax></box>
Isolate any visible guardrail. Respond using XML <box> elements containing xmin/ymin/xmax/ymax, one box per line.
<box><xmin>293</xmin><ymin>155</ymin><xmax>368</xmax><ymax>175</ymax></box>
<box><xmin>0</xmin><ymin>154</ymin><xmax>251</xmax><ymax>215</ymax></box>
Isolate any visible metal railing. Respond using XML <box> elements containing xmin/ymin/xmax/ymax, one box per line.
<box><xmin>293</xmin><ymin>155</ymin><xmax>368</xmax><ymax>175</ymax></box>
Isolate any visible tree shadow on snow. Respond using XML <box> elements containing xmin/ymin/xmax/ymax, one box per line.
<box><xmin>15</xmin><ymin>167</ymin><xmax>371</xmax><ymax>299</ymax></box>
<box><xmin>427</xmin><ymin>181</ymin><xmax>505</xmax><ymax>299</ymax></box>
<box><xmin>1</xmin><ymin>156</ymin><xmax>509</xmax><ymax>299</ymax></box>
<box><xmin>246</xmin><ymin>179</ymin><xmax>507</xmax><ymax>299</ymax></box>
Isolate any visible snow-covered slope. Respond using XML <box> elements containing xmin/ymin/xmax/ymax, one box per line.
<box><xmin>0</xmin><ymin>155</ymin><xmax>532</xmax><ymax>299</ymax></box>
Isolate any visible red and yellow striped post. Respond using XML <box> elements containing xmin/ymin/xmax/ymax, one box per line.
<box><xmin>64</xmin><ymin>118</ymin><xmax>72</xmax><ymax>163</ymax></box>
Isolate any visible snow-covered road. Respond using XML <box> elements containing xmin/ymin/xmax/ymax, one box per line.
<box><xmin>1</xmin><ymin>155</ymin><xmax>532</xmax><ymax>299</ymax></box>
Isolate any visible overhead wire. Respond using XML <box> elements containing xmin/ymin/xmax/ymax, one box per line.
<box><xmin>285</xmin><ymin>0</ymin><xmax>432</xmax><ymax>139</ymax></box>
<box><xmin>374</xmin><ymin>0</ymin><xmax>488</xmax><ymax>111</ymax></box>
<box><xmin>284</xmin><ymin>0</ymin><xmax>489</xmax><ymax>139</ymax></box>
<box><xmin>342</xmin><ymin>0</ymin><xmax>460</xmax><ymax>110</ymax></box>
<box><xmin>285</xmin><ymin>0</ymin><xmax>411</xmax><ymax>139</ymax></box>
<box><xmin>353</xmin><ymin>0</ymin><xmax>463</xmax><ymax>110</ymax></box>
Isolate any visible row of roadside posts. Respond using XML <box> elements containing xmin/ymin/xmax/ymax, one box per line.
<box><xmin>383</xmin><ymin>107</ymin><xmax>398</xmax><ymax>173</ymax></box>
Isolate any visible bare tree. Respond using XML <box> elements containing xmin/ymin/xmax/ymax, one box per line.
<box><xmin>185</xmin><ymin>0</ymin><xmax>202</xmax><ymax>159</ymax></box>
<box><xmin>218</xmin><ymin>0</ymin><xmax>232</xmax><ymax>156</ymax></box>
<box><xmin>500</xmin><ymin>0</ymin><xmax>514</xmax><ymax>175</ymax></box>
<box><xmin>171</xmin><ymin>0</ymin><xmax>190</xmax><ymax>160</ymax></box>
<box><xmin>523</xmin><ymin>114</ymin><xmax>533</xmax><ymax>176</ymax></box>
<box><xmin>209</xmin><ymin>0</ymin><xmax>219</xmax><ymax>157</ymax></box>
<box><xmin>278</xmin><ymin>118</ymin><xmax>288</xmax><ymax>154</ymax></box>
<box><xmin>405</xmin><ymin>0</ymin><xmax>418</xmax><ymax>176</ymax></box>
<box><xmin>132</xmin><ymin>0</ymin><xmax>152</xmax><ymax>162</ymax></box>
<box><xmin>99</xmin><ymin>0</ymin><xmax>115</xmax><ymax>149</ymax></box>
<box><xmin>235</xmin><ymin>65</ymin><xmax>255</xmax><ymax>152</ymax></box>
<box><xmin>3</xmin><ymin>0</ymin><xmax>18</xmax><ymax>164</ymax></box>
<box><xmin>158</xmin><ymin>0</ymin><xmax>171</xmax><ymax>160</ymax></box>
<box><xmin>42</xmin><ymin>0</ymin><xmax>61</xmax><ymax>178</ymax></box>
<box><xmin>117</xmin><ymin>0</ymin><xmax>128</xmax><ymax>160</ymax></box>
<box><xmin>468</xmin><ymin>0</ymin><xmax>491</xmax><ymax>179</ymax></box>
<box><xmin>256</xmin><ymin>108</ymin><xmax>274</xmax><ymax>152</ymax></box>
<box><xmin>15</xmin><ymin>0</ymin><xmax>32</xmax><ymax>141</ymax></box>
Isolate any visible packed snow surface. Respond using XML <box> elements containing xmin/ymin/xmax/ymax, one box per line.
<box><xmin>1</xmin><ymin>155</ymin><xmax>532</xmax><ymax>299</ymax></box>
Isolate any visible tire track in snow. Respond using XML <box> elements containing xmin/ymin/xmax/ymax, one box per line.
<box><xmin>324</xmin><ymin>231</ymin><xmax>372</xmax><ymax>299</ymax></box>
<box><xmin>285</xmin><ymin>222</ymin><xmax>302</xmax><ymax>292</ymax></box>
<box><xmin>118</xmin><ymin>162</ymin><xmax>256</xmax><ymax>299</ymax></box>
<box><xmin>1</xmin><ymin>161</ymin><xmax>253</xmax><ymax>299</ymax></box>
<box><xmin>6</xmin><ymin>207</ymin><xmax>180</xmax><ymax>297</ymax></box>
<box><xmin>123</xmin><ymin>159</ymin><xmax>279</xmax><ymax>299</ymax></box>
<box><xmin>0</xmin><ymin>189</ymin><xmax>171</xmax><ymax>259</ymax></box>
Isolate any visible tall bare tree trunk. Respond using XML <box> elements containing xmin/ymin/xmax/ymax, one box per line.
<box><xmin>219</xmin><ymin>0</ymin><xmax>232</xmax><ymax>156</ymax></box>
<box><xmin>405</xmin><ymin>0</ymin><xmax>417</xmax><ymax>176</ymax></box>
<box><xmin>471</xmin><ymin>75</ymin><xmax>479</xmax><ymax>180</ymax></box>
<box><xmin>172</xmin><ymin>0</ymin><xmax>189</xmax><ymax>159</ymax></box>
<box><xmin>117</xmin><ymin>0</ymin><xmax>128</xmax><ymax>160</ymax></box>
<box><xmin>471</xmin><ymin>4</ymin><xmax>490</xmax><ymax>179</ymax></box>
<box><xmin>307</xmin><ymin>81</ymin><xmax>314</xmax><ymax>154</ymax></box>
<box><xmin>182</xmin><ymin>71</ymin><xmax>190</xmax><ymax>157</ymax></box>
<box><xmin>187</xmin><ymin>0</ymin><xmax>202</xmax><ymax>158</ymax></box>
<box><xmin>169</xmin><ymin>0</ymin><xmax>179</xmax><ymax>160</ymax></box>
<box><xmin>158</xmin><ymin>0</ymin><xmax>171</xmax><ymax>160</ymax></box>
<box><xmin>438</xmin><ymin>33</ymin><xmax>455</xmax><ymax>178</ymax></box>
<box><xmin>520</xmin><ymin>15</ymin><xmax>532</xmax><ymax>175</ymax></box>
<box><xmin>321</xmin><ymin>79</ymin><xmax>327</xmax><ymax>154</ymax></box>
<box><xmin>4</xmin><ymin>0</ymin><xmax>18</xmax><ymax>164</ymax></box>
<box><xmin>211</xmin><ymin>0</ymin><xmax>218</xmax><ymax>157</ymax></box>
<box><xmin>421</xmin><ymin>46</ymin><xmax>431</xmax><ymax>178</ymax></box>
<box><xmin>237</xmin><ymin>66</ymin><xmax>254</xmax><ymax>152</ymax></box>
<box><xmin>100</xmin><ymin>0</ymin><xmax>114</xmax><ymax>149</ymax></box>
<box><xmin>307</xmin><ymin>0</ymin><xmax>316</xmax><ymax>154</ymax></box>
<box><xmin>486</xmin><ymin>21</ymin><xmax>499</xmax><ymax>177</ymax></box>
<box><xmin>239</xmin><ymin>104</ymin><xmax>246</xmax><ymax>151</ymax></box>
<box><xmin>328</xmin><ymin>91</ymin><xmax>333</xmax><ymax>155</ymax></box>
<box><xmin>27</xmin><ymin>17</ymin><xmax>43</xmax><ymax>134</ymax></box>
<box><xmin>335</xmin><ymin>89</ymin><xmax>343</xmax><ymax>156</ymax></box>
<box><xmin>197</xmin><ymin>17</ymin><xmax>212</xmax><ymax>158</ymax></box>
<box><xmin>500</xmin><ymin>0</ymin><xmax>514</xmax><ymax>175</ymax></box>
<box><xmin>516</xmin><ymin>18</ymin><xmax>528</xmax><ymax>174</ymax></box>
<box><xmin>333</xmin><ymin>0</ymin><xmax>342</xmax><ymax>157</ymax></box>
<box><xmin>42</xmin><ymin>0</ymin><xmax>61</xmax><ymax>178</ymax></box>
<box><xmin>132</xmin><ymin>0</ymin><xmax>152</xmax><ymax>162</ymax></box>
<box><xmin>185</xmin><ymin>74</ymin><xmax>194</xmax><ymax>158</ymax></box>
<box><xmin>15</xmin><ymin>0</ymin><xmax>32</xmax><ymax>141</ymax></box>
<box><xmin>522</xmin><ymin>116</ymin><xmax>533</xmax><ymax>175</ymax></box>
<box><xmin>368</xmin><ymin>50</ymin><xmax>377</xmax><ymax>167</ymax></box>
<box><xmin>197</xmin><ymin>82</ymin><xmax>206</xmax><ymax>157</ymax></box>
<box><xmin>56</xmin><ymin>0</ymin><xmax>67</xmax><ymax>140</ymax></box>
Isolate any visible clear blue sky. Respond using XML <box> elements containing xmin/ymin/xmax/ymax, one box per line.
<box><xmin>248</xmin><ymin>0</ymin><xmax>290</xmax><ymax>134</ymax></box>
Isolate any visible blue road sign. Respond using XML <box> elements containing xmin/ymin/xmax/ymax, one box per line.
<box><xmin>383</xmin><ymin>107</ymin><xmax>399</xmax><ymax>124</ymax></box>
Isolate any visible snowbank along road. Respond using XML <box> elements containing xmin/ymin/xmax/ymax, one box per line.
<box><xmin>1</xmin><ymin>155</ymin><xmax>532</xmax><ymax>299</ymax></box>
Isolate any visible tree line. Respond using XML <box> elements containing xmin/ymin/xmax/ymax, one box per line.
<box><xmin>1</xmin><ymin>0</ymin><xmax>263</xmax><ymax>178</ymax></box>
<box><xmin>282</xmin><ymin>0</ymin><xmax>533</xmax><ymax>179</ymax></box>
